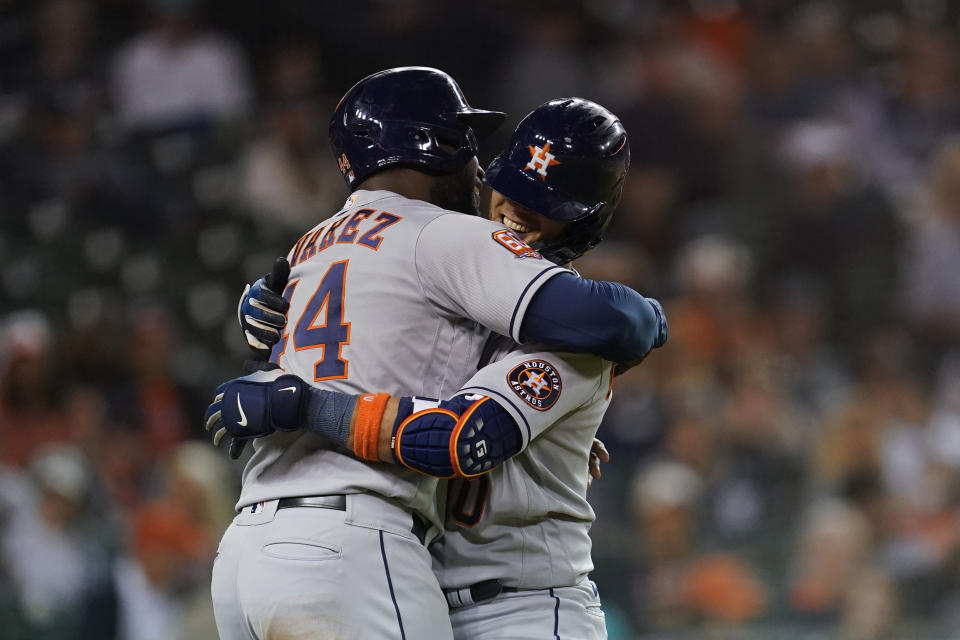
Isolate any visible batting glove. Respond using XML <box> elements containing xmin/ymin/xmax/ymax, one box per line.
<box><xmin>238</xmin><ymin>259</ymin><xmax>290</xmax><ymax>358</ymax></box>
<box><xmin>205</xmin><ymin>369</ymin><xmax>308</xmax><ymax>458</ymax></box>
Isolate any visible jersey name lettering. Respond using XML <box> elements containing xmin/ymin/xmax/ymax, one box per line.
<box><xmin>290</xmin><ymin>209</ymin><xmax>403</xmax><ymax>267</ymax></box>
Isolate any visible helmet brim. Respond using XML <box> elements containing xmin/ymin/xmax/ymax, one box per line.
<box><xmin>457</xmin><ymin>109</ymin><xmax>506</xmax><ymax>138</ymax></box>
<box><xmin>485</xmin><ymin>158</ymin><xmax>604</xmax><ymax>222</ymax></box>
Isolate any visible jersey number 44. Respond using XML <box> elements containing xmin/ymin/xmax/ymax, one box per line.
<box><xmin>271</xmin><ymin>260</ymin><xmax>350</xmax><ymax>381</ymax></box>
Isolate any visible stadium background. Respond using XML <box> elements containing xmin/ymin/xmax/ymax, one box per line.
<box><xmin>3</xmin><ymin>0</ymin><xmax>960</xmax><ymax>637</ymax></box>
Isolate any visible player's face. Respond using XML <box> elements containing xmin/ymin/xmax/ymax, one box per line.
<box><xmin>429</xmin><ymin>156</ymin><xmax>482</xmax><ymax>216</ymax></box>
<box><xmin>487</xmin><ymin>189</ymin><xmax>570</xmax><ymax>245</ymax></box>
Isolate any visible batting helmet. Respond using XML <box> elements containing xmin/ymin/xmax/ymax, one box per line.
<box><xmin>329</xmin><ymin>67</ymin><xmax>505</xmax><ymax>189</ymax></box>
<box><xmin>484</xmin><ymin>98</ymin><xmax>630</xmax><ymax>263</ymax></box>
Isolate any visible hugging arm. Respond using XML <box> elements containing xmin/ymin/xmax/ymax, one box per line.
<box><xmin>520</xmin><ymin>273</ymin><xmax>667</xmax><ymax>363</ymax></box>
<box><xmin>237</xmin><ymin>255</ymin><xmax>668</xmax><ymax>369</ymax></box>
<box><xmin>205</xmin><ymin>374</ymin><xmax>522</xmax><ymax>478</ymax></box>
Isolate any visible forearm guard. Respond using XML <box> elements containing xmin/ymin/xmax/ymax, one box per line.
<box><xmin>392</xmin><ymin>395</ymin><xmax>523</xmax><ymax>478</ymax></box>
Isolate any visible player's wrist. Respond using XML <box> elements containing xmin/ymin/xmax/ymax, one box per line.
<box><xmin>267</xmin><ymin>375</ymin><xmax>309</xmax><ymax>431</ymax></box>
<box><xmin>303</xmin><ymin>386</ymin><xmax>358</xmax><ymax>448</ymax></box>
<box><xmin>351</xmin><ymin>392</ymin><xmax>391</xmax><ymax>461</ymax></box>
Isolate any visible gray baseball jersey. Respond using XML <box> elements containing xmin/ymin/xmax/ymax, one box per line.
<box><xmin>236</xmin><ymin>189</ymin><xmax>570</xmax><ymax>529</ymax></box>
<box><xmin>433</xmin><ymin>344</ymin><xmax>614</xmax><ymax>590</ymax></box>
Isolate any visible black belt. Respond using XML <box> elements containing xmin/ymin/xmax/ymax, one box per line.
<box><xmin>275</xmin><ymin>495</ymin><xmax>429</xmax><ymax>545</ymax></box>
<box><xmin>445</xmin><ymin>580</ymin><xmax>518</xmax><ymax>609</ymax></box>
<box><xmin>277</xmin><ymin>495</ymin><xmax>347</xmax><ymax>511</ymax></box>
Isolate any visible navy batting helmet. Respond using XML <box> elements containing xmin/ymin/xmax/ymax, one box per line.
<box><xmin>484</xmin><ymin>98</ymin><xmax>629</xmax><ymax>263</ymax></box>
<box><xmin>329</xmin><ymin>67</ymin><xmax>505</xmax><ymax>189</ymax></box>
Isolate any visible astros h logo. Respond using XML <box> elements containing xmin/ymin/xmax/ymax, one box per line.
<box><xmin>524</xmin><ymin>142</ymin><xmax>560</xmax><ymax>180</ymax></box>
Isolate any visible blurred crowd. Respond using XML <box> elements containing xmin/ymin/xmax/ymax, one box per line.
<box><xmin>2</xmin><ymin>0</ymin><xmax>960</xmax><ymax>638</ymax></box>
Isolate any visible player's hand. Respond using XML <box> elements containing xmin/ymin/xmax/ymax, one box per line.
<box><xmin>238</xmin><ymin>258</ymin><xmax>291</xmax><ymax>359</ymax></box>
<box><xmin>614</xmin><ymin>297</ymin><xmax>667</xmax><ymax>377</ymax></box>
<box><xmin>587</xmin><ymin>438</ymin><xmax>610</xmax><ymax>489</ymax></box>
<box><xmin>204</xmin><ymin>369</ymin><xmax>308</xmax><ymax>459</ymax></box>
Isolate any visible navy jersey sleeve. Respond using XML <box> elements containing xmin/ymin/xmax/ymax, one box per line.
<box><xmin>520</xmin><ymin>272</ymin><xmax>667</xmax><ymax>362</ymax></box>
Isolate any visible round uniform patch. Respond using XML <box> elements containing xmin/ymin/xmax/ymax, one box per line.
<box><xmin>507</xmin><ymin>360</ymin><xmax>562</xmax><ymax>411</ymax></box>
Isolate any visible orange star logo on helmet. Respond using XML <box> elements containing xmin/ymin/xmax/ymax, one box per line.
<box><xmin>525</xmin><ymin>142</ymin><xmax>560</xmax><ymax>180</ymax></box>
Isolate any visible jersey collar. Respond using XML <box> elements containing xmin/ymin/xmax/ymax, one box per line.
<box><xmin>342</xmin><ymin>190</ymin><xmax>407</xmax><ymax>210</ymax></box>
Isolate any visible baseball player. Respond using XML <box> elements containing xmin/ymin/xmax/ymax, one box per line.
<box><xmin>209</xmin><ymin>68</ymin><xmax>664</xmax><ymax>640</ymax></box>
<box><xmin>210</xmin><ymin>98</ymin><xmax>663</xmax><ymax>638</ymax></box>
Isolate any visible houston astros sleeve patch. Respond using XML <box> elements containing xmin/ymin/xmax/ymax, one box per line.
<box><xmin>507</xmin><ymin>360</ymin><xmax>562</xmax><ymax>411</ymax></box>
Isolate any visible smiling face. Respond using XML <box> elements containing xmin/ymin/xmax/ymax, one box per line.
<box><xmin>487</xmin><ymin>188</ymin><xmax>570</xmax><ymax>246</ymax></box>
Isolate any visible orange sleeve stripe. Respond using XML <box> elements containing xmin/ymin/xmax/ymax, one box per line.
<box><xmin>352</xmin><ymin>393</ymin><xmax>391</xmax><ymax>461</ymax></box>
<box><xmin>394</xmin><ymin>408</ymin><xmax>458</xmax><ymax>478</ymax></box>
<box><xmin>449</xmin><ymin>397</ymin><xmax>491</xmax><ymax>479</ymax></box>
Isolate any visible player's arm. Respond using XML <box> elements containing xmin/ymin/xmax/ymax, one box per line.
<box><xmin>521</xmin><ymin>274</ymin><xmax>667</xmax><ymax>363</ymax></box>
<box><xmin>205</xmin><ymin>376</ymin><xmax>520</xmax><ymax>477</ymax></box>
<box><xmin>414</xmin><ymin>214</ymin><xmax>667</xmax><ymax>363</ymax></box>
<box><xmin>233</xmin><ymin>225</ymin><xmax>667</xmax><ymax>366</ymax></box>
<box><xmin>205</xmin><ymin>351</ymin><xmax>607</xmax><ymax>478</ymax></box>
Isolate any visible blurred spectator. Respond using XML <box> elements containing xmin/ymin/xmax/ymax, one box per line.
<box><xmin>239</xmin><ymin>45</ymin><xmax>341</xmax><ymax>232</ymax></box>
<box><xmin>769</xmin><ymin>280</ymin><xmax>852</xmax><ymax>417</ymax></box>
<box><xmin>0</xmin><ymin>62</ymin><xmax>171</xmax><ymax>232</ymax></box>
<box><xmin>611</xmin><ymin>166</ymin><xmax>682</xmax><ymax>270</ymax></box>
<box><xmin>164</xmin><ymin>442</ymin><xmax>235</xmax><ymax>638</ymax></box>
<box><xmin>89</xmin><ymin>308</ymin><xmax>196</xmax><ymax>511</ymax></box>
<box><xmin>118</xmin><ymin>307</ymin><xmax>193</xmax><ymax>458</ymax></box>
<box><xmin>113</xmin><ymin>501</ymin><xmax>209</xmax><ymax>640</ymax></box>
<box><xmin>111</xmin><ymin>0</ymin><xmax>251</xmax><ymax>133</ymax></box>
<box><xmin>845</xmin><ymin>26</ymin><xmax>960</xmax><ymax>204</ymax></box>
<box><xmin>765</xmin><ymin>118</ymin><xmax>899</xmax><ymax>339</ymax></box>
<box><xmin>28</xmin><ymin>0</ymin><xmax>103</xmax><ymax>104</ymax></box>
<box><xmin>707</xmin><ymin>372</ymin><xmax>805</xmax><ymax>541</ymax></box>
<box><xmin>928</xmin><ymin>355</ymin><xmax>960</xmax><ymax>472</ymax></box>
<box><xmin>786</xmin><ymin>2</ymin><xmax>858</xmax><ymax>108</ymax></box>
<box><xmin>0</xmin><ymin>311</ymin><xmax>73</xmax><ymax>468</ymax></box>
<box><xmin>0</xmin><ymin>0</ymin><xmax>32</xmax><ymax>91</ymax></box>
<box><xmin>788</xmin><ymin>498</ymin><xmax>875</xmax><ymax>625</ymax></box>
<box><xmin>901</xmin><ymin>137</ymin><xmax>960</xmax><ymax>342</ymax></box>
<box><xmin>167</xmin><ymin>441</ymin><xmax>235</xmax><ymax>543</ymax></box>
<box><xmin>495</xmin><ymin>8</ymin><xmax>593</xmax><ymax>126</ymax></box>
<box><xmin>839</xmin><ymin>568</ymin><xmax>899</xmax><ymax>640</ymax></box>
<box><xmin>745</xmin><ymin>29</ymin><xmax>814</xmax><ymax>125</ymax></box>
<box><xmin>628</xmin><ymin>460</ymin><xmax>766</xmax><ymax>631</ymax></box>
<box><xmin>1</xmin><ymin>445</ymin><xmax>116</xmax><ymax>637</ymax></box>
<box><xmin>813</xmin><ymin>399</ymin><xmax>884</xmax><ymax>494</ymax></box>
<box><xmin>745</xmin><ymin>3</ymin><xmax>857</xmax><ymax>126</ymax></box>
<box><xmin>667</xmin><ymin>234</ymin><xmax>759</xmax><ymax>367</ymax></box>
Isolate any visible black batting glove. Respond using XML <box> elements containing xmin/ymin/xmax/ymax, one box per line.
<box><xmin>238</xmin><ymin>258</ymin><xmax>291</xmax><ymax>359</ymax></box>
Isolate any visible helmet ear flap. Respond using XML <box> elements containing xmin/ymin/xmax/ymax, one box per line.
<box><xmin>535</xmin><ymin>202</ymin><xmax>614</xmax><ymax>265</ymax></box>
<box><xmin>606</xmin><ymin>172</ymin><xmax>626</xmax><ymax>213</ymax></box>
